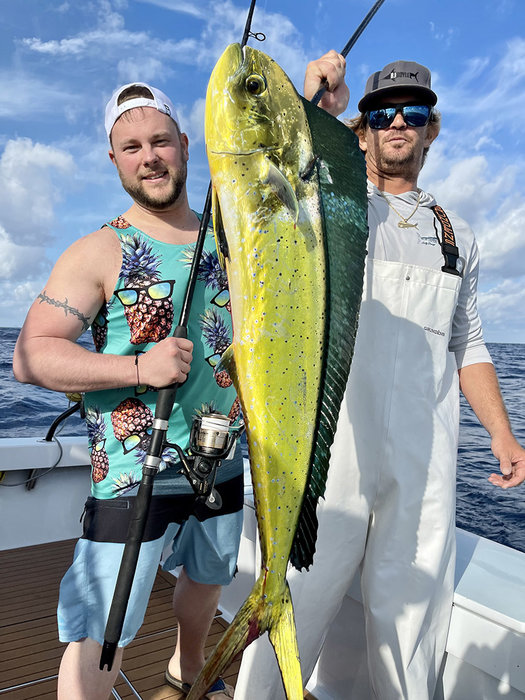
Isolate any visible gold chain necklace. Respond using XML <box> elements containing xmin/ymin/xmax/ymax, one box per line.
<box><xmin>379</xmin><ymin>190</ymin><xmax>422</xmax><ymax>229</ymax></box>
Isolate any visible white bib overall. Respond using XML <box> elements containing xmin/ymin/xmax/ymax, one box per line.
<box><xmin>235</xmin><ymin>257</ymin><xmax>462</xmax><ymax>699</ymax></box>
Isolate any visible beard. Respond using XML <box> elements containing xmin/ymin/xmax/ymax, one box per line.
<box><xmin>375</xmin><ymin>137</ymin><xmax>425</xmax><ymax>178</ymax></box>
<box><xmin>118</xmin><ymin>159</ymin><xmax>188</xmax><ymax>211</ymax></box>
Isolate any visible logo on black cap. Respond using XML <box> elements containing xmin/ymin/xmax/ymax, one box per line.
<box><xmin>385</xmin><ymin>69</ymin><xmax>420</xmax><ymax>83</ymax></box>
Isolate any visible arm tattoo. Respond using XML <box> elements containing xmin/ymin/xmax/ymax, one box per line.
<box><xmin>37</xmin><ymin>290</ymin><xmax>91</xmax><ymax>332</ymax></box>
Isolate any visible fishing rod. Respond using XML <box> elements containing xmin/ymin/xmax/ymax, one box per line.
<box><xmin>310</xmin><ymin>0</ymin><xmax>387</xmax><ymax>106</ymax></box>
<box><xmin>99</xmin><ymin>0</ymin><xmax>259</xmax><ymax>673</ymax></box>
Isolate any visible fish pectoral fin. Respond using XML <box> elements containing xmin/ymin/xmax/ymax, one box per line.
<box><xmin>216</xmin><ymin>345</ymin><xmax>237</xmax><ymax>385</ymax></box>
<box><xmin>300</xmin><ymin>154</ymin><xmax>334</xmax><ymax>186</ymax></box>
<box><xmin>263</xmin><ymin>159</ymin><xmax>299</xmax><ymax>223</ymax></box>
<box><xmin>268</xmin><ymin>581</ymin><xmax>303</xmax><ymax>699</ymax></box>
<box><xmin>299</xmin><ymin>154</ymin><xmax>320</xmax><ymax>181</ymax></box>
<box><xmin>212</xmin><ymin>186</ymin><xmax>229</xmax><ymax>267</ymax></box>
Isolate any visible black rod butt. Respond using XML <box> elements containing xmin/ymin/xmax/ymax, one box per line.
<box><xmin>99</xmin><ymin>641</ymin><xmax>117</xmax><ymax>671</ymax></box>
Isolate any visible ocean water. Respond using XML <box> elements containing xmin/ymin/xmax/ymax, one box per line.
<box><xmin>1</xmin><ymin>328</ymin><xmax>524</xmax><ymax>552</ymax></box>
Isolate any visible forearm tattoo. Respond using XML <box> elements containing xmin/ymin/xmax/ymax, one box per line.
<box><xmin>37</xmin><ymin>290</ymin><xmax>91</xmax><ymax>332</ymax></box>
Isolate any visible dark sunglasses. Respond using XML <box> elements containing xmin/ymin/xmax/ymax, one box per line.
<box><xmin>367</xmin><ymin>104</ymin><xmax>432</xmax><ymax>130</ymax></box>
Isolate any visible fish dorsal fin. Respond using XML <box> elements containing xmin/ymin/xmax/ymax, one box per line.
<box><xmin>289</xmin><ymin>99</ymin><xmax>368</xmax><ymax>572</ymax></box>
<box><xmin>263</xmin><ymin>158</ymin><xmax>299</xmax><ymax>223</ymax></box>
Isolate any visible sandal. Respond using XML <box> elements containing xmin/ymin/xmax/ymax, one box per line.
<box><xmin>164</xmin><ymin>669</ymin><xmax>234</xmax><ymax>699</ymax></box>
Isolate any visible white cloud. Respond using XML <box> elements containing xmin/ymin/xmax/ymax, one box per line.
<box><xmin>116</xmin><ymin>57</ymin><xmax>172</xmax><ymax>84</ymax></box>
<box><xmin>476</xmin><ymin>202</ymin><xmax>525</xmax><ymax>279</ymax></box>
<box><xmin>23</xmin><ymin>36</ymin><xmax>91</xmax><ymax>56</ymax></box>
<box><xmin>436</xmin><ymin>37</ymin><xmax>525</xmax><ymax>133</ymax></box>
<box><xmin>478</xmin><ymin>278</ymin><xmax>525</xmax><ymax>343</ymax></box>
<box><xmin>420</xmin><ymin>34</ymin><xmax>525</xmax><ymax>290</ymax></box>
<box><xmin>136</xmin><ymin>0</ymin><xmax>206</xmax><ymax>18</ymax></box>
<box><xmin>21</xmin><ymin>26</ymin><xmax>161</xmax><ymax>59</ymax></box>
<box><xmin>0</xmin><ymin>278</ymin><xmax>46</xmax><ymax>328</ymax></box>
<box><xmin>0</xmin><ymin>224</ymin><xmax>49</xmax><ymax>327</ymax></box>
<box><xmin>429</xmin><ymin>21</ymin><xmax>458</xmax><ymax>50</ymax></box>
<box><xmin>480</xmin><ymin>279</ymin><xmax>525</xmax><ymax>317</ymax></box>
<box><xmin>19</xmin><ymin>6</ymin><xmax>195</xmax><ymax>69</ymax></box>
<box><xmin>50</xmin><ymin>0</ymin><xmax>311</xmax><ymax>90</ymax></box>
<box><xmin>0</xmin><ymin>138</ymin><xmax>75</xmax><ymax>249</ymax></box>
<box><xmin>0</xmin><ymin>226</ymin><xmax>47</xmax><ymax>281</ymax></box>
<box><xmin>0</xmin><ymin>72</ymin><xmax>78</xmax><ymax>120</ymax></box>
<box><xmin>423</xmin><ymin>147</ymin><xmax>517</xmax><ymax>227</ymax></box>
<box><xmin>12</xmin><ymin>0</ymin><xmax>313</xmax><ymax>178</ymax></box>
<box><xmin>176</xmin><ymin>97</ymin><xmax>206</xmax><ymax>144</ymax></box>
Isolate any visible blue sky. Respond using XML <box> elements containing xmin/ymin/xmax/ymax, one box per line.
<box><xmin>1</xmin><ymin>0</ymin><xmax>524</xmax><ymax>342</ymax></box>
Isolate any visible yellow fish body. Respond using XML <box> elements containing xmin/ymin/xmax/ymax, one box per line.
<box><xmin>187</xmin><ymin>43</ymin><xmax>368</xmax><ymax>699</ymax></box>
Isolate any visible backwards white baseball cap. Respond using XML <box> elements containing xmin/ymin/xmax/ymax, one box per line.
<box><xmin>104</xmin><ymin>82</ymin><xmax>180</xmax><ymax>140</ymax></box>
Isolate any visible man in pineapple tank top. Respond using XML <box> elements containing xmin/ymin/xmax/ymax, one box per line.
<box><xmin>13</xmin><ymin>52</ymin><xmax>349</xmax><ymax>700</ymax></box>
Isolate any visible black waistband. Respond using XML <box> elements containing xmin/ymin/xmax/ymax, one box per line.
<box><xmin>80</xmin><ymin>473</ymin><xmax>243</xmax><ymax>543</ymax></box>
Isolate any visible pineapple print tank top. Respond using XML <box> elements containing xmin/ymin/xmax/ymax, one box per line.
<box><xmin>83</xmin><ymin>215</ymin><xmax>240</xmax><ymax>499</ymax></box>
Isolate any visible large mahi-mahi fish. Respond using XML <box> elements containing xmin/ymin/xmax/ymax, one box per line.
<box><xmin>187</xmin><ymin>44</ymin><xmax>368</xmax><ymax>699</ymax></box>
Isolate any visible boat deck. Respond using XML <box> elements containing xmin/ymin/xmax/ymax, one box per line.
<box><xmin>0</xmin><ymin>539</ymin><xmax>316</xmax><ymax>699</ymax></box>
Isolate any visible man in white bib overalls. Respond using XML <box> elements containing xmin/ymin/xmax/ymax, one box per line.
<box><xmin>234</xmin><ymin>60</ymin><xmax>525</xmax><ymax>699</ymax></box>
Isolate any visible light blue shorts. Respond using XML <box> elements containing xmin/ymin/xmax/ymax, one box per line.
<box><xmin>57</xmin><ymin>509</ymin><xmax>243</xmax><ymax>647</ymax></box>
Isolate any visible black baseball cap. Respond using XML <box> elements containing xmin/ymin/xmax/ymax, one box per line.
<box><xmin>358</xmin><ymin>60</ymin><xmax>437</xmax><ymax>112</ymax></box>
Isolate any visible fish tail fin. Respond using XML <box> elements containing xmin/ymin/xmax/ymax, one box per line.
<box><xmin>186</xmin><ymin>577</ymin><xmax>303</xmax><ymax>700</ymax></box>
<box><xmin>186</xmin><ymin>576</ymin><xmax>265</xmax><ymax>700</ymax></box>
<box><xmin>267</xmin><ymin>580</ymin><xmax>303</xmax><ymax>699</ymax></box>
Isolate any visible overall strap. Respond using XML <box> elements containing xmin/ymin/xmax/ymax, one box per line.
<box><xmin>431</xmin><ymin>205</ymin><xmax>462</xmax><ymax>276</ymax></box>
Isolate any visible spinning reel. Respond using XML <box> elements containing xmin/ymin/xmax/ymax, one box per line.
<box><xmin>168</xmin><ymin>413</ymin><xmax>244</xmax><ymax>510</ymax></box>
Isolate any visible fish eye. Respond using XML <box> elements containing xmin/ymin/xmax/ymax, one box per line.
<box><xmin>245</xmin><ymin>74</ymin><xmax>266</xmax><ymax>96</ymax></box>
